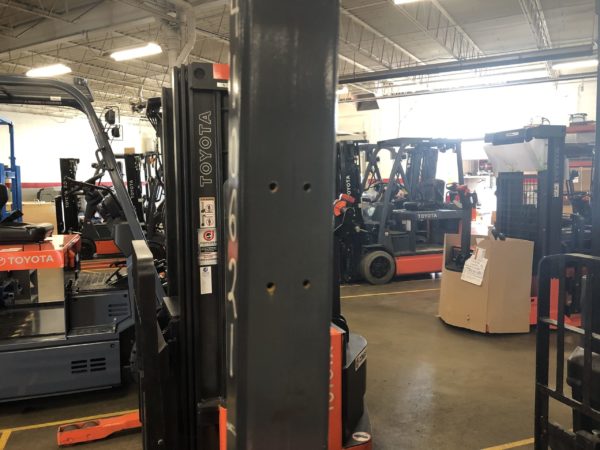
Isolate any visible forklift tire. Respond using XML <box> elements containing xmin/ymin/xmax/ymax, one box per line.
<box><xmin>360</xmin><ymin>250</ymin><xmax>395</xmax><ymax>285</ymax></box>
<box><xmin>81</xmin><ymin>238</ymin><xmax>97</xmax><ymax>259</ymax></box>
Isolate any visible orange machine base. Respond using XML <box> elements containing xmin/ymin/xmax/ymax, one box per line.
<box><xmin>94</xmin><ymin>239</ymin><xmax>122</xmax><ymax>257</ymax></box>
<box><xmin>395</xmin><ymin>253</ymin><xmax>442</xmax><ymax>276</ymax></box>
<box><xmin>57</xmin><ymin>411</ymin><xmax>141</xmax><ymax>446</ymax></box>
<box><xmin>529</xmin><ymin>278</ymin><xmax>581</xmax><ymax>327</ymax></box>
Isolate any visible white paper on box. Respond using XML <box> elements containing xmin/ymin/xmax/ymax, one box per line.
<box><xmin>200</xmin><ymin>266</ymin><xmax>212</xmax><ymax>294</ymax></box>
<box><xmin>461</xmin><ymin>255</ymin><xmax>488</xmax><ymax>286</ymax></box>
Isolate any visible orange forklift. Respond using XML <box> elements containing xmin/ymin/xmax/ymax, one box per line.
<box><xmin>336</xmin><ymin>138</ymin><xmax>476</xmax><ymax>284</ymax></box>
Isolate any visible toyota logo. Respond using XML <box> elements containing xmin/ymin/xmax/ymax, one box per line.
<box><xmin>0</xmin><ymin>257</ymin><xmax>6</xmax><ymax>267</ymax></box>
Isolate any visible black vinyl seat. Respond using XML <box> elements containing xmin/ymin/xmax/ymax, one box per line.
<box><xmin>0</xmin><ymin>185</ymin><xmax>53</xmax><ymax>243</ymax></box>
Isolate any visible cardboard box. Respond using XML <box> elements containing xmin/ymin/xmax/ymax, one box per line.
<box><xmin>21</xmin><ymin>202</ymin><xmax>58</xmax><ymax>230</ymax></box>
<box><xmin>438</xmin><ymin>233</ymin><xmax>534</xmax><ymax>333</ymax></box>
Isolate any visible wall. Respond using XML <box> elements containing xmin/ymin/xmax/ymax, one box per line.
<box><xmin>338</xmin><ymin>78</ymin><xmax>597</xmax><ymax>161</ymax></box>
<box><xmin>0</xmin><ymin>107</ymin><xmax>156</xmax><ymax>185</ymax></box>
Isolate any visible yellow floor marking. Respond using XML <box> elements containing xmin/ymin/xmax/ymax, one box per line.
<box><xmin>481</xmin><ymin>437</ymin><xmax>534</xmax><ymax>450</ymax></box>
<box><xmin>341</xmin><ymin>287</ymin><xmax>440</xmax><ymax>299</ymax></box>
<box><xmin>4</xmin><ymin>408</ymin><xmax>138</xmax><ymax>433</ymax></box>
<box><xmin>0</xmin><ymin>430</ymin><xmax>12</xmax><ymax>450</ymax></box>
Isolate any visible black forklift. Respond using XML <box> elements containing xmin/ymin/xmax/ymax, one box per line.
<box><xmin>128</xmin><ymin>60</ymin><xmax>371</xmax><ymax>449</ymax></box>
<box><xmin>534</xmin><ymin>4</ymin><xmax>600</xmax><ymax>447</ymax></box>
<box><xmin>56</xmin><ymin>148</ymin><xmax>165</xmax><ymax>261</ymax></box>
<box><xmin>483</xmin><ymin>125</ymin><xmax>594</xmax><ymax>326</ymax></box>
<box><xmin>336</xmin><ymin>137</ymin><xmax>476</xmax><ymax>284</ymax></box>
<box><xmin>0</xmin><ymin>74</ymin><xmax>156</xmax><ymax>401</ymax></box>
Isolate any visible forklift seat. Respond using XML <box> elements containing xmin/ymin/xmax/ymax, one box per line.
<box><xmin>0</xmin><ymin>185</ymin><xmax>54</xmax><ymax>243</ymax></box>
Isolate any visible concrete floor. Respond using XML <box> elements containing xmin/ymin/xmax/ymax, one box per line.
<box><xmin>0</xmin><ymin>278</ymin><xmax>574</xmax><ymax>449</ymax></box>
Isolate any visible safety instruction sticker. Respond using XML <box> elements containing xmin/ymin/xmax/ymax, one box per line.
<box><xmin>200</xmin><ymin>266</ymin><xmax>213</xmax><ymax>294</ymax></box>
<box><xmin>200</xmin><ymin>197</ymin><xmax>216</xmax><ymax>228</ymax></box>
<box><xmin>199</xmin><ymin>197</ymin><xmax>218</xmax><ymax>266</ymax></box>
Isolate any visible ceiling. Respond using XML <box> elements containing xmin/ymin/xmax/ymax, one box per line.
<box><xmin>0</xmin><ymin>0</ymin><xmax>596</xmax><ymax>113</ymax></box>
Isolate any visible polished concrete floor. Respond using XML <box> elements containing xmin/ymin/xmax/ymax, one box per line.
<box><xmin>0</xmin><ymin>277</ymin><xmax>573</xmax><ymax>449</ymax></box>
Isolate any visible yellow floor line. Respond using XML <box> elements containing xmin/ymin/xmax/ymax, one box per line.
<box><xmin>0</xmin><ymin>430</ymin><xmax>12</xmax><ymax>450</ymax></box>
<box><xmin>5</xmin><ymin>408</ymin><xmax>138</xmax><ymax>433</ymax></box>
<box><xmin>481</xmin><ymin>437</ymin><xmax>534</xmax><ymax>450</ymax></box>
<box><xmin>341</xmin><ymin>287</ymin><xmax>440</xmax><ymax>299</ymax></box>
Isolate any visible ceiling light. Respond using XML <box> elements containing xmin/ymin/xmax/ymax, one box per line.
<box><xmin>336</xmin><ymin>86</ymin><xmax>349</xmax><ymax>95</ymax></box>
<box><xmin>394</xmin><ymin>0</ymin><xmax>421</xmax><ymax>4</ymax></box>
<box><xmin>553</xmin><ymin>59</ymin><xmax>598</xmax><ymax>71</ymax></box>
<box><xmin>26</xmin><ymin>63</ymin><xmax>72</xmax><ymax>78</ymax></box>
<box><xmin>110</xmin><ymin>43</ymin><xmax>162</xmax><ymax>62</ymax></box>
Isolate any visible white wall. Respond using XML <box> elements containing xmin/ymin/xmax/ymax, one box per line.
<box><xmin>0</xmin><ymin>108</ymin><xmax>155</xmax><ymax>183</ymax></box>
<box><xmin>338</xmin><ymin>78</ymin><xmax>597</xmax><ymax>161</ymax></box>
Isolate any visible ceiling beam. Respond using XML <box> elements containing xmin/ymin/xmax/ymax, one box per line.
<box><xmin>519</xmin><ymin>0</ymin><xmax>554</xmax><ymax>76</ymax></box>
<box><xmin>0</xmin><ymin>2</ymin><xmax>157</xmax><ymax>57</ymax></box>
<box><xmin>392</xmin><ymin>0</ymin><xmax>483</xmax><ymax>60</ymax></box>
<box><xmin>0</xmin><ymin>0</ymin><xmax>75</xmax><ymax>24</ymax></box>
<box><xmin>519</xmin><ymin>0</ymin><xmax>553</xmax><ymax>49</ymax></box>
<box><xmin>338</xmin><ymin>54</ymin><xmax>373</xmax><ymax>72</ymax></box>
<box><xmin>340</xmin><ymin>6</ymin><xmax>422</xmax><ymax>67</ymax></box>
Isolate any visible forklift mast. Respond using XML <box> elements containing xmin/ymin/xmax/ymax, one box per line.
<box><xmin>122</xmin><ymin>154</ymin><xmax>145</xmax><ymax>224</ymax></box>
<box><xmin>164</xmin><ymin>62</ymin><xmax>228</xmax><ymax>449</ymax></box>
<box><xmin>373</xmin><ymin>138</ymin><xmax>464</xmax><ymax>249</ymax></box>
<box><xmin>484</xmin><ymin>125</ymin><xmax>566</xmax><ymax>271</ymax></box>
<box><xmin>337</xmin><ymin>141</ymin><xmax>366</xmax><ymax>201</ymax></box>
<box><xmin>225</xmin><ymin>0</ymin><xmax>339</xmax><ymax>446</ymax></box>
<box><xmin>57</xmin><ymin>158</ymin><xmax>80</xmax><ymax>234</ymax></box>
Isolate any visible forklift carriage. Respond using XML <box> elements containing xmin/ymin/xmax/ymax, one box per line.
<box><xmin>535</xmin><ymin>253</ymin><xmax>600</xmax><ymax>450</ymax></box>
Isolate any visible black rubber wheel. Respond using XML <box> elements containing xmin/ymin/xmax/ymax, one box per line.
<box><xmin>360</xmin><ymin>250</ymin><xmax>395</xmax><ymax>285</ymax></box>
<box><xmin>148</xmin><ymin>238</ymin><xmax>166</xmax><ymax>261</ymax></box>
<box><xmin>80</xmin><ymin>237</ymin><xmax>96</xmax><ymax>259</ymax></box>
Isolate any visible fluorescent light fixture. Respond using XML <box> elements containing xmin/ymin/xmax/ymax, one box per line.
<box><xmin>26</xmin><ymin>63</ymin><xmax>71</xmax><ymax>78</ymax></box>
<box><xmin>110</xmin><ymin>43</ymin><xmax>162</xmax><ymax>62</ymax></box>
<box><xmin>336</xmin><ymin>86</ymin><xmax>349</xmax><ymax>95</ymax></box>
<box><xmin>553</xmin><ymin>59</ymin><xmax>598</xmax><ymax>71</ymax></box>
<box><xmin>394</xmin><ymin>0</ymin><xmax>421</xmax><ymax>4</ymax></box>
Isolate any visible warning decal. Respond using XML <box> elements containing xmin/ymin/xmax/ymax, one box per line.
<box><xmin>200</xmin><ymin>229</ymin><xmax>217</xmax><ymax>246</ymax></box>
<box><xmin>199</xmin><ymin>197</ymin><xmax>218</xmax><ymax>266</ymax></box>
<box><xmin>200</xmin><ymin>197</ymin><xmax>216</xmax><ymax>228</ymax></box>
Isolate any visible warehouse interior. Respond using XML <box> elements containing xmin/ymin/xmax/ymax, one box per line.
<box><xmin>0</xmin><ymin>1</ymin><xmax>599</xmax><ymax>449</ymax></box>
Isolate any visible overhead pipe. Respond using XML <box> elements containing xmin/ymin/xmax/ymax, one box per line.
<box><xmin>339</xmin><ymin>45</ymin><xmax>595</xmax><ymax>84</ymax></box>
<box><xmin>338</xmin><ymin>71</ymin><xmax>597</xmax><ymax>102</ymax></box>
<box><xmin>169</xmin><ymin>0</ymin><xmax>197</xmax><ymax>66</ymax></box>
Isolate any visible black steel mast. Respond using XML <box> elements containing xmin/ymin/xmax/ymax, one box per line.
<box><xmin>225</xmin><ymin>1</ymin><xmax>340</xmax><ymax>449</ymax></box>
